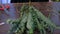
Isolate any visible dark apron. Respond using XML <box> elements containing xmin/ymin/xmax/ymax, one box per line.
<box><xmin>11</xmin><ymin>0</ymin><xmax>49</xmax><ymax>3</ymax></box>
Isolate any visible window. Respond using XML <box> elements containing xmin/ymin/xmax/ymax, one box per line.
<box><xmin>0</xmin><ymin>0</ymin><xmax>11</xmax><ymax>4</ymax></box>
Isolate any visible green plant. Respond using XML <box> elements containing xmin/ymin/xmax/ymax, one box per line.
<box><xmin>7</xmin><ymin>5</ymin><xmax>60</xmax><ymax>34</ymax></box>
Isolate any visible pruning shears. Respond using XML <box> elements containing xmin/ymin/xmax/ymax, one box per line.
<box><xmin>0</xmin><ymin>4</ymin><xmax>10</xmax><ymax>11</ymax></box>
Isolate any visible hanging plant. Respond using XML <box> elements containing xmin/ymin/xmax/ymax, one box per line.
<box><xmin>7</xmin><ymin>5</ymin><xmax>60</xmax><ymax>34</ymax></box>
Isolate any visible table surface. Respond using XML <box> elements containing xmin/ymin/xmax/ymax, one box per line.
<box><xmin>0</xmin><ymin>4</ymin><xmax>17</xmax><ymax>34</ymax></box>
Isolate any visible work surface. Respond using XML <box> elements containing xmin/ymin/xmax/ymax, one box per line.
<box><xmin>0</xmin><ymin>2</ymin><xmax>60</xmax><ymax>34</ymax></box>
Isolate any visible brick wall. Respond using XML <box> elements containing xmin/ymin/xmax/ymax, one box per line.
<box><xmin>14</xmin><ymin>2</ymin><xmax>52</xmax><ymax>17</ymax></box>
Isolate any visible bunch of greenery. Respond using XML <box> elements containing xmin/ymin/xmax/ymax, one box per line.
<box><xmin>7</xmin><ymin>5</ymin><xmax>60</xmax><ymax>34</ymax></box>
